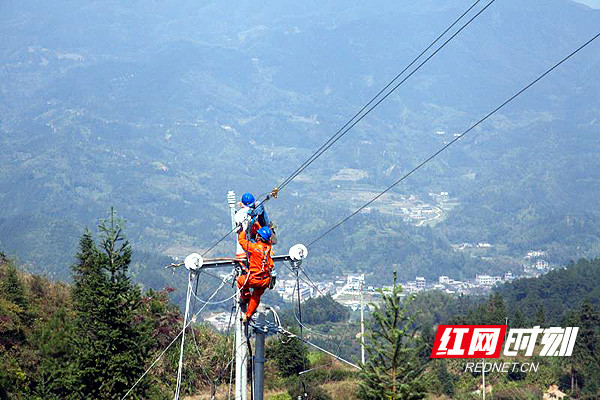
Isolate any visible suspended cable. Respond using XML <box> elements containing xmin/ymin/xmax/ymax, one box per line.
<box><xmin>276</xmin><ymin>325</ymin><xmax>361</xmax><ymax>370</ymax></box>
<box><xmin>201</xmin><ymin>226</ymin><xmax>237</xmax><ymax>257</ymax></box>
<box><xmin>193</xmin><ymin>290</ymin><xmax>237</xmax><ymax>305</ymax></box>
<box><xmin>198</xmin><ymin>0</ymin><xmax>490</xmax><ymax>257</ymax></box>
<box><xmin>174</xmin><ymin>272</ymin><xmax>195</xmax><ymax>400</ymax></box>
<box><xmin>275</xmin><ymin>0</ymin><xmax>493</xmax><ymax>192</ymax></box>
<box><xmin>289</xmin><ymin>280</ymin><xmax>332</xmax><ymax>340</ymax></box>
<box><xmin>308</xmin><ymin>31</ymin><xmax>600</xmax><ymax>248</ymax></box>
<box><xmin>121</xmin><ymin>271</ymin><xmax>233</xmax><ymax>400</ymax></box>
<box><xmin>282</xmin><ymin>262</ymin><xmax>327</xmax><ymax>299</ymax></box>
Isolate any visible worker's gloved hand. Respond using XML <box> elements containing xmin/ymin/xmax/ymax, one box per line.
<box><xmin>268</xmin><ymin>271</ymin><xmax>277</xmax><ymax>290</ymax></box>
<box><xmin>235</xmin><ymin>223</ymin><xmax>243</xmax><ymax>233</ymax></box>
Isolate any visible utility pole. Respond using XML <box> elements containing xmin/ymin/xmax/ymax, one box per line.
<box><xmin>291</xmin><ymin>260</ymin><xmax>305</xmax><ymax>400</ymax></box>
<box><xmin>360</xmin><ymin>277</ymin><xmax>365</xmax><ymax>365</ymax></box>
<box><xmin>253</xmin><ymin>305</ymin><xmax>266</xmax><ymax>400</ymax></box>
<box><xmin>482</xmin><ymin>358</ymin><xmax>485</xmax><ymax>400</ymax></box>
<box><xmin>228</xmin><ymin>191</ymin><xmax>248</xmax><ymax>400</ymax></box>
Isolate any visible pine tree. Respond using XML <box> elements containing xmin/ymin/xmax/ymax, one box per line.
<box><xmin>266</xmin><ymin>333</ymin><xmax>309</xmax><ymax>377</ymax></box>
<box><xmin>512</xmin><ymin>309</ymin><xmax>527</xmax><ymax>328</ymax></box>
<box><xmin>33</xmin><ymin>307</ymin><xmax>78</xmax><ymax>398</ymax></box>
<box><xmin>0</xmin><ymin>260</ymin><xmax>27</xmax><ymax>312</ymax></box>
<box><xmin>569</xmin><ymin>299</ymin><xmax>600</xmax><ymax>398</ymax></box>
<box><xmin>487</xmin><ymin>292</ymin><xmax>507</xmax><ymax>325</ymax></box>
<box><xmin>535</xmin><ymin>304</ymin><xmax>546</xmax><ymax>327</ymax></box>
<box><xmin>69</xmin><ymin>209</ymin><xmax>154</xmax><ymax>400</ymax></box>
<box><xmin>436</xmin><ymin>360</ymin><xmax>455</xmax><ymax>397</ymax></box>
<box><xmin>357</xmin><ymin>272</ymin><xmax>426</xmax><ymax>400</ymax></box>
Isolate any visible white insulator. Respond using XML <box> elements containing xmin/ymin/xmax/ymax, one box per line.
<box><xmin>227</xmin><ymin>190</ymin><xmax>236</xmax><ymax>206</ymax></box>
<box><xmin>184</xmin><ymin>253</ymin><xmax>203</xmax><ymax>270</ymax></box>
<box><xmin>289</xmin><ymin>244</ymin><xmax>308</xmax><ymax>261</ymax></box>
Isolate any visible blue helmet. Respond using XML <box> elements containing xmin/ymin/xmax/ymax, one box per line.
<box><xmin>241</xmin><ymin>192</ymin><xmax>255</xmax><ymax>206</ymax></box>
<box><xmin>257</xmin><ymin>226</ymin><xmax>272</xmax><ymax>241</ymax></box>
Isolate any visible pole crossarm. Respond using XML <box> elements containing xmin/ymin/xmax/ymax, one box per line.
<box><xmin>199</xmin><ymin>255</ymin><xmax>299</xmax><ymax>270</ymax></box>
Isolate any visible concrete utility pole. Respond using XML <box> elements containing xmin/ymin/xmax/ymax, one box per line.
<box><xmin>482</xmin><ymin>358</ymin><xmax>485</xmax><ymax>400</ymax></box>
<box><xmin>253</xmin><ymin>305</ymin><xmax>266</xmax><ymax>400</ymax></box>
<box><xmin>291</xmin><ymin>261</ymin><xmax>306</xmax><ymax>400</ymax></box>
<box><xmin>228</xmin><ymin>191</ymin><xmax>248</xmax><ymax>400</ymax></box>
<box><xmin>360</xmin><ymin>279</ymin><xmax>365</xmax><ymax>365</ymax></box>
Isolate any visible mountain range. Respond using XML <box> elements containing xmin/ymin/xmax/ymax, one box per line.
<box><xmin>1</xmin><ymin>0</ymin><xmax>599</xmax><ymax>286</ymax></box>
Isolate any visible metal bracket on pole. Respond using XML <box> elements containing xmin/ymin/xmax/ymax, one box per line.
<box><xmin>177</xmin><ymin>217</ymin><xmax>309</xmax><ymax>400</ymax></box>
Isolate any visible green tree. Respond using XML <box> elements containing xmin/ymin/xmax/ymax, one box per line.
<box><xmin>535</xmin><ymin>304</ymin><xmax>546</xmax><ymax>327</ymax></box>
<box><xmin>435</xmin><ymin>360</ymin><xmax>455</xmax><ymax>397</ymax></box>
<box><xmin>32</xmin><ymin>307</ymin><xmax>78</xmax><ymax>399</ymax></box>
<box><xmin>487</xmin><ymin>292</ymin><xmax>507</xmax><ymax>325</ymax></box>
<box><xmin>299</xmin><ymin>294</ymin><xmax>350</xmax><ymax>324</ymax></box>
<box><xmin>69</xmin><ymin>209</ymin><xmax>154</xmax><ymax>399</ymax></box>
<box><xmin>357</xmin><ymin>272</ymin><xmax>425</xmax><ymax>400</ymax></box>
<box><xmin>512</xmin><ymin>309</ymin><xmax>527</xmax><ymax>328</ymax></box>
<box><xmin>0</xmin><ymin>261</ymin><xmax>27</xmax><ymax>312</ymax></box>
<box><xmin>266</xmin><ymin>331</ymin><xmax>309</xmax><ymax>378</ymax></box>
<box><xmin>568</xmin><ymin>299</ymin><xmax>600</xmax><ymax>399</ymax></box>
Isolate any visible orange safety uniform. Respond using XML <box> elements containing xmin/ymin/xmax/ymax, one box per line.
<box><xmin>237</xmin><ymin>230</ymin><xmax>273</xmax><ymax>319</ymax></box>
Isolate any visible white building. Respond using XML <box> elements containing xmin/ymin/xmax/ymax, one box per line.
<box><xmin>347</xmin><ymin>274</ymin><xmax>365</xmax><ymax>291</ymax></box>
<box><xmin>476</xmin><ymin>275</ymin><xmax>502</xmax><ymax>286</ymax></box>
<box><xmin>416</xmin><ymin>277</ymin><xmax>426</xmax><ymax>290</ymax></box>
<box><xmin>504</xmin><ymin>272</ymin><xmax>515</xmax><ymax>281</ymax></box>
<box><xmin>404</xmin><ymin>281</ymin><xmax>418</xmax><ymax>293</ymax></box>
<box><xmin>439</xmin><ymin>276</ymin><xmax>450</xmax><ymax>285</ymax></box>
<box><xmin>525</xmin><ymin>250</ymin><xmax>546</xmax><ymax>259</ymax></box>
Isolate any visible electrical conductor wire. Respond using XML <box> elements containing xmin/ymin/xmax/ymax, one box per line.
<box><xmin>308</xmin><ymin>31</ymin><xmax>600</xmax><ymax>248</ymax></box>
<box><xmin>197</xmin><ymin>0</ymin><xmax>490</xmax><ymax>256</ymax></box>
<box><xmin>275</xmin><ymin>0</ymin><xmax>492</xmax><ymax>192</ymax></box>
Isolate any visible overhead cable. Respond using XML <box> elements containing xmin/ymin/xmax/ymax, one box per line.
<box><xmin>308</xmin><ymin>31</ymin><xmax>600</xmax><ymax>248</ymax></box>
<box><xmin>275</xmin><ymin>0</ymin><xmax>493</xmax><ymax>192</ymax></box>
<box><xmin>121</xmin><ymin>272</ymin><xmax>232</xmax><ymax>400</ymax></box>
<box><xmin>199</xmin><ymin>0</ymin><xmax>490</xmax><ymax>257</ymax></box>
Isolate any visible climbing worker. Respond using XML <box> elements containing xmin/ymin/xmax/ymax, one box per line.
<box><xmin>240</xmin><ymin>192</ymin><xmax>276</xmax><ymax>243</ymax></box>
<box><xmin>236</xmin><ymin>225</ymin><xmax>274</xmax><ymax>323</ymax></box>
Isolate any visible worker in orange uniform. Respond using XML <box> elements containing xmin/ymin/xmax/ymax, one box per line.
<box><xmin>236</xmin><ymin>225</ymin><xmax>274</xmax><ymax>323</ymax></box>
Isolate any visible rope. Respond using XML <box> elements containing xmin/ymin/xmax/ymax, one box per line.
<box><xmin>227</xmin><ymin>300</ymin><xmax>238</xmax><ymax>400</ymax></box>
<box><xmin>174</xmin><ymin>272</ymin><xmax>195</xmax><ymax>400</ymax></box>
<box><xmin>192</xmin><ymin>290</ymin><xmax>237</xmax><ymax>305</ymax></box>
<box><xmin>307</xmin><ymin>30</ymin><xmax>600</xmax><ymax>248</ymax></box>
<box><xmin>121</xmin><ymin>271</ymin><xmax>233</xmax><ymax>400</ymax></box>
<box><xmin>247</xmin><ymin>319</ymin><xmax>361</xmax><ymax>371</ymax></box>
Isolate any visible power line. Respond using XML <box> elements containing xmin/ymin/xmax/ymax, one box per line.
<box><xmin>121</xmin><ymin>271</ymin><xmax>233</xmax><ymax>400</ymax></box>
<box><xmin>199</xmin><ymin>0</ymin><xmax>490</xmax><ymax>257</ymax></box>
<box><xmin>275</xmin><ymin>325</ymin><xmax>361</xmax><ymax>370</ymax></box>
<box><xmin>275</xmin><ymin>0</ymin><xmax>493</xmax><ymax>192</ymax></box>
<box><xmin>308</xmin><ymin>31</ymin><xmax>600</xmax><ymax>248</ymax></box>
<box><xmin>201</xmin><ymin>226</ymin><xmax>237</xmax><ymax>257</ymax></box>
<box><xmin>282</xmin><ymin>262</ymin><xmax>327</xmax><ymax>298</ymax></box>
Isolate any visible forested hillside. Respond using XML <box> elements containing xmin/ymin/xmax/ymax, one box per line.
<box><xmin>497</xmin><ymin>258</ymin><xmax>600</xmax><ymax>326</ymax></box>
<box><xmin>2</xmin><ymin>237</ymin><xmax>600</xmax><ymax>399</ymax></box>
